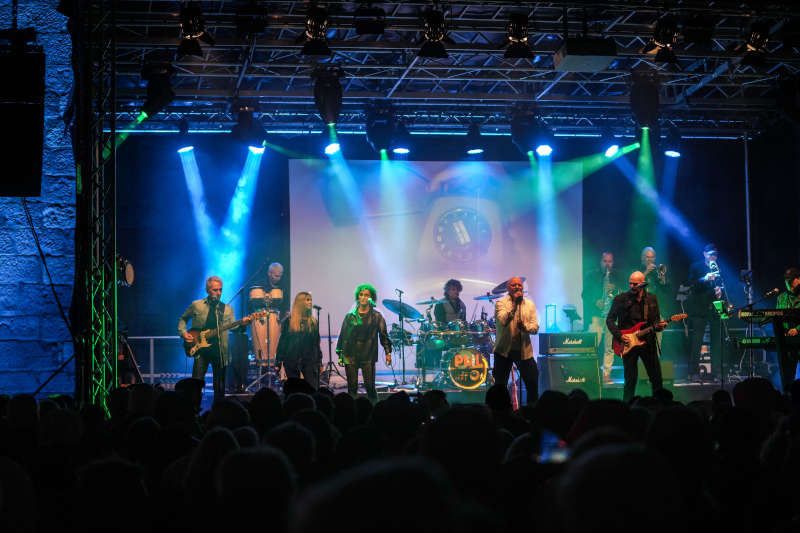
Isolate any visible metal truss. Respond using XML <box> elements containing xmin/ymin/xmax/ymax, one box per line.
<box><xmin>113</xmin><ymin>1</ymin><xmax>800</xmax><ymax>137</ymax></box>
<box><xmin>75</xmin><ymin>0</ymin><xmax>118</xmax><ymax>408</ymax></box>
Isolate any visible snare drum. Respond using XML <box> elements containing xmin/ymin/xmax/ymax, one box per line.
<box><xmin>441</xmin><ymin>348</ymin><xmax>488</xmax><ymax>390</ymax></box>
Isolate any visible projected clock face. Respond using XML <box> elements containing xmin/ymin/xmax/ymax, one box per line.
<box><xmin>433</xmin><ymin>207</ymin><xmax>492</xmax><ymax>262</ymax></box>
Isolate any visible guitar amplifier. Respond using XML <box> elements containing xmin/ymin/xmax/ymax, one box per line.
<box><xmin>539</xmin><ymin>333</ymin><xmax>598</xmax><ymax>354</ymax></box>
<box><xmin>539</xmin><ymin>355</ymin><xmax>601</xmax><ymax>399</ymax></box>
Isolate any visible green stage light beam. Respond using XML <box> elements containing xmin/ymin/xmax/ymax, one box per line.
<box><xmin>626</xmin><ymin>128</ymin><xmax>658</xmax><ymax>262</ymax></box>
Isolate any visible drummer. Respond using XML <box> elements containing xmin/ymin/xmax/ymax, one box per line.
<box><xmin>434</xmin><ymin>279</ymin><xmax>467</xmax><ymax>324</ymax></box>
<box><xmin>250</xmin><ymin>262</ymin><xmax>289</xmax><ymax>367</ymax></box>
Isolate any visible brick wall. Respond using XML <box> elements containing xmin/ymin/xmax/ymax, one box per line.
<box><xmin>0</xmin><ymin>1</ymin><xmax>74</xmax><ymax>394</ymax></box>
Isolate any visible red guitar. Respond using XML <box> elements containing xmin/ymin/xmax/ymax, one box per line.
<box><xmin>613</xmin><ymin>314</ymin><xmax>687</xmax><ymax>357</ymax></box>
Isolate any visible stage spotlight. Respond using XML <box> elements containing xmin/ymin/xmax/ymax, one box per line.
<box><xmin>418</xmin><ymin>7</ymin><xmax>452</xmax><ymax>59</ymax></box>
<box><xmin>230</xmin><ymin>107</ymin><xmax>266</xmax><ymax>147</ymax></box>
<box><xmin>604</xmin><ymin>144</ymin><xmax>620</xmax><ymax>158</ymax></box>
<box><xmin>735</xmin><ymin>21</ymin><xmax>770</xmax><ymax>67</ymax></box>
<box><xmin>390</xmin><ymin>122</ymin><xmax>412</xmax><ymax>155</ymax></box>
<box><xmin>177</xmin><ymin>117</ymin><xmax>192</xmax><ymax>152</ymax></box>
<box><xmin>641</xmin><ymin>14</ymin><xmax>678</xmax><ymax>63</ymax></box>
<box><xmin>662</xmin><ymin>127</ymin><xmax>681</xmax><ymax>158</ymax></box>
<box><xmin>354</xmin><ymin>3</ymin><xmax>386</xmax><ymax>35</ymax></box>
<box><xmin>178</xmin><ymin>2</ymin><xmax>216</xmax><ymax>58</ymax></box>
<box><xmin>505</xmin><ymin>12</ymin><xmax>534</xmax><ymax>59</ymax></box>
<box><xmin>313</xmin><ymin>68</ymin><xmax>343</xmax><ymax>126</ymax></box>
<box><xmin>322</xmin><ymin>123</ymin><xmax>340</xmax><ymax>155</ymax></box>
<box><xmin>141</xmin><ymin>63</ymin><xmax>175</xmax><ymax>117</ymax></box>
<box><xmin>300</xmin><ymin>4</ymin><xmax>331</xmax><ymax>56</ymax></box>
<box><xmin>177</xmin><ymin>146</ymin><xmax>194</xmax><ymax>154</ymax></box>
<box><xmin>510</xmin><ymin>113</ymin><xmax>553</xmax><ymax>157</ymax></box>
<box><xmin>630</xmin><ymin>75</ymin><xmax>660</xmax><ymax>129</ymax></box>
<box><xmin>249</xmin><ymin>145</ymin><xmax>265</xmax><ymax>154</ymax></box>
<box><xmin>465</xmin><ymin>123</ymin><xmax>485</xmax><ymax>155</ymax></box>
<box><xmin>235</xmin><ymin>0</ymin><xmax>268</xmax><ymax>39</ymax></box>
<box><xmin>324</xmin><ymin>141</ymin><xmax>340</xmax><ymax>155</ymax></box>
<box><xmin>365</xmin><ymin>107</ymin><xmax>394</xmax><ymax>153</ymax></box>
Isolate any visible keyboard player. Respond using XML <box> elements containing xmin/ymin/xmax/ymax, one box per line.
<box><xmin>777</xmin><ymin>267</ymin><xmax>800</xmax><ymax>391</ymax></box>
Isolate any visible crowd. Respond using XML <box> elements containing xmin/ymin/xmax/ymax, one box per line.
<box><xmin>1</xmin><ymin>377</ymin><xmax>799</xmax><ymax>533</ymax></box>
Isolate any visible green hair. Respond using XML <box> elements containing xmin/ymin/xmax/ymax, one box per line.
<box><xmin>354</xmin><ymin>283</ymin><xmax>377</xmax><ymax>302</ymax></box>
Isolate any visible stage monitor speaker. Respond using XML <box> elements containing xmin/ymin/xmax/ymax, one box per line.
<box><xmin>539</xmin><ymin>355</ymin><xmax>601</xmax><ymax>399</ymax></box>
<box><xmin>0</xmin><ymin>48</ymin><xmax>44</xmax><ymax>197</ymax></box>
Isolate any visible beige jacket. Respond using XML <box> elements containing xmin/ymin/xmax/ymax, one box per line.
<box><xmin>494</xmin><ymin>294</ymin><xmax>539</xmax><ymax>359</ymax></box>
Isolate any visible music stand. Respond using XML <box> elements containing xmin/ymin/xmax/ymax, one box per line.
<box><xmin>563</xmin><ymin>305</ymin><xmax>581</xmax><ymax>332</ymax></box>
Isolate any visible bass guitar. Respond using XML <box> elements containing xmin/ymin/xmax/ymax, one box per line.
<box><xmin>183</xmin><ymin>311</ymin><xmax>268</xmax><ymax>358</ymax></box>
<box><xmin>613</xmin><ymin>313</ymin><xmax>687</xmax><ymax>357</ymax></box>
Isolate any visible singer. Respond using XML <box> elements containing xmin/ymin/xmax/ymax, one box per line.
<box><xmin>275</xmin><ymin>292</ymin><xmax>323</xmax><ymax>389</ymax></box>
<box><xmin>686</xmin><ymin>244</ymin><xmax>723</xmax><ymax>382</ymax></box>
<box><xmin>336</xmin><ymin>283</ymin><xmax>393</xmax><ymax>402</ymax></box>
<box><xmin>606</xmin><ymin>271</ymin><xmax>667</xmax><ymax>403</ymax></box>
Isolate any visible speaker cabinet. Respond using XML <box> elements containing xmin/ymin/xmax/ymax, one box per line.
<box><xmin>539</xmin><ymin>355</ymin><xmax>601</xmax><ymax>399</ymax></box>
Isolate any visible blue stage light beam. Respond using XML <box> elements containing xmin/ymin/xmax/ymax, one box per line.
<box><xmin>179</xmin><ymin>147</ymin><xmax>216</xmax><ymax>270</ymax></box>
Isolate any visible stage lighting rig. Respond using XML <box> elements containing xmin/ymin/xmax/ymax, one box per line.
<box><xmin>390</xmin><ymin>122</ymin><xmax>412</xmax><ymax>155</ymax></box>
<box><xmin>141</xmin><ymin>63</ymin><xmax>175</xmax><ymax>118</ymax></box>
<box><xmin>234</xmin><ymin>0</ymin><xmax>268</xmax><ymax>39</ymax></box>
<box><xmin>313</xmin><ymin>68</ymin><xmax>343</xmax><ymax>126</ymax></box>
<box><xmin>365</xmin><ymin>107</ymin><xmax>394</xmax><ymax>153</ymax></box>
<box><xmin>505</xmin><ymin>12</ymin><xmax>534</xmax><ymax>60</ymax></box>
<box><xmin>734</xmin><ymin>21</ymin><xmax>770</xmax><ymax>68</ymax></box>
<box><xmin>630</xmin><ymin>75</ymin><xmax>660</xmax><ymax>129</ymax></box>
<box><xmin>299</xmin><ymin>4</ymin><xmax>331</xmax><ymax>56</ymax></box>
<box><xmin>465</xmin><ymin>123</ymin><xmax>485</xmax><ymax>155</ymax></box>
<box><xmin>354</xmin><ymin>2</ymin><xmax>386</xmax><ymax>35</ymax></box>
<box><xmin>641</xmin><ymin>14</ymin><xmax>678</xmax><ymax>63</ymax></box>
<box><xmin>178</xmin><ymin>2</ymin><xmax>216</xmax><ymax>58</ymax></box>
<box><xmin>418</xmin><ymin>5</ymin><xmax>454</xmax><ymax>59</ymax></box>
<box><xmin>511</xmin><ymin>112</ymin><xmax>553</xmax><ymax>157</ymax></box>
<box><xmin>230</xmin><ymin>104</ymin><xmax>266</xmax><ymax>147</ymax></box>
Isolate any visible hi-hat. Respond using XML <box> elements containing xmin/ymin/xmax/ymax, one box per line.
<box><xmin>381</xmin><ymin>299</ymin><xmax>422</xmax><ymax>320</ymax></box>
<box><xmin>491</xmin><ymin>276</ymin><xmax>527</xmax><ymax>294</ymax></box>
<box><xmin>416</xmin><ymin>297</ymin><xmax>447</xmax><ymax>306</ymax></box>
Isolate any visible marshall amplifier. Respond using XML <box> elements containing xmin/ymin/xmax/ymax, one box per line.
<box><xmin>539</xmin><ymin>333</ymin><xmax>598</xmax><ymax>354</ymax></box>
<box><xmin>539</xmin><ymin>355</ymin><xmax>601</xmax><ymax>399</ymax></box>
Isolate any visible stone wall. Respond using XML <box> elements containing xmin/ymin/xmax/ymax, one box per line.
<box><xmin>0</xmin><ymin>1</ymin><xmax>74</xmax><ymax>394</ymax></box>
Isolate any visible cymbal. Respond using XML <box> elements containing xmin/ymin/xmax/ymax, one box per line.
<box><xmin>416</xmin><ymin>297</ymin><xmax>447</xmax><ymax>306</ymax></box>
<box><xmin>491</xmin><ymin>277</ymin><xmax>527</xmax><ymax>295</ymax></box>
<box><xmin>381</xmin><ymin>299</ymin><xmax>423</xmax><ymax>320</ymax></box>
<box><xmin>474</xmin><ymin>293</ymin><xmax>502</xmax><ymax>301</ymax></box>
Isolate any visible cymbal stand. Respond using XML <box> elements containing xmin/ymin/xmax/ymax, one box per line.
<box><xmin>396</xmin><ymin>288</ymin><xmax>408</xmax><ymax>385</ymax></box>
<box><xmin>321</xmin><ymin>310</ymin><xmax>344</xmax><ymax>388</ymax></box>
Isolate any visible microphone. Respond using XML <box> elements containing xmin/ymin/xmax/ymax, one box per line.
<box><xmin>766</xmin><ymin>288</ymin><xmax>780</xmax><ymax>297</ymax></box>
<box><xmin>313</xmin><ymin>304</ymin><xmax>322</xmax><ymax>310</ymax></box>
<box><xmin>368</xmin><ymin>298</ymin><xmax>376</xmax><ymax>307</ymax></box>
<box><xmin>635</xmin><ymin>282</ymin><xmax>649</xmax><ymax>289</ymax></box>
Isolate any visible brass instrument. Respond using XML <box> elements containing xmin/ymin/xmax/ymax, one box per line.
<box><xmin>601</xmin><ymin>268</ymin><xmax>616</xmax><ymax>317</ymax></box>
<box><xmin>656</xmin><ymin>264</ymin><xmax>667</xmax><ymax>284</ymax></box>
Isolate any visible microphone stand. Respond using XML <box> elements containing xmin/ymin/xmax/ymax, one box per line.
<box><xmin>321</xmin><ymin>311</ymin><xmax>341</xmax><ymax>387</ymax></box>
<box><xmin>396</xmin><ymin>288</ymin><xmax>407</xmax><ymax>385</ymax></box>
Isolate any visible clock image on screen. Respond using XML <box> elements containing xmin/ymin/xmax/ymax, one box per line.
<box><xmin>433</xmin><ymin>207</ymin><xmax>492</xmax><ymax>262</ymax></box>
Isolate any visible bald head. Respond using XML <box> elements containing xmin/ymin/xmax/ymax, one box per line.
<box><xmin>508</xmin><ymin>277</ymin><xmax>524</xmax><ymax>301</ymax></box>
<box><xmin>629</xmin><ymin>271</ymin><xmax>645</xmax><ymax>293</ymax></box>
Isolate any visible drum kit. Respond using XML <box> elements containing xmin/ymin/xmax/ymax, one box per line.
<box><xmin>382</xmin><ymin>277</ymin><xmax>525</xmax><ymax>391</ymax></box>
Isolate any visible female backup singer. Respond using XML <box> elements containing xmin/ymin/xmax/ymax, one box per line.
<box><xmin>275</xmin><ymin>292</ymin><xmax>323</xmax><ymax>389</ymax></box>
<box><xmin>336</xmin><ymin>284</ymin><xmax>393</xmax><ymax>402</ymax></box>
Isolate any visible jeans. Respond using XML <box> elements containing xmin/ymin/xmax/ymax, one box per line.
<box><xmin>284</xmin><ymin>358</ymin><xmax>321</xmax><ymax>390</ymax></box>
<box><xmin>345</xmin><ymin>360</ymin><xmax>377</xmax><ymax>402</ymax></box>
<box><xmin>622</xmin><ymin>346</ymin><xmax>662</xmax><ymax>403</ymax></box>
<box><xmin>192</xmin><ymin>349</ymin><xmax>226</xmax><ymax>401</ymax></box>
<box><xmin>493</xmin><ymin>350</ymin><xmax>539</xmax><ymax>405</ymax></box>
<box><xmin>589</xmin><ymin>317</ymin><xmax>615</xmax><ymax>376</ymax></box>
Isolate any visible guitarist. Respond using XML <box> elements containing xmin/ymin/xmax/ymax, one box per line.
<box><xmin>178</xmin><ymin>276</ymin><xmax>251</xmax><ymax>401</ymax></box>
<box><xmin>606</xmin><ymin>271</ymin><xmax>667</xmax><ymax>403</ymax></box>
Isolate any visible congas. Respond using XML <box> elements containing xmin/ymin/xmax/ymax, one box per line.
<box><xmin>248</xmin><ymin>286</ymin><xmax>267</xmax><ymax>312</ymax></box>
<box><xmin>441</xmin><ymin>348</ymin><xmax>489</xmax><ymax>390</ymax></box>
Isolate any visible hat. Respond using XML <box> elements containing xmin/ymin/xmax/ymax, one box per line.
<box><xmin>703</xmin><ymin>243</ymin><xmax>718</xmax><ymax>254</ymax></box>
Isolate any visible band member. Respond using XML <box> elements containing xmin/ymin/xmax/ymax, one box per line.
<box><xmin>606</xmin><ymin>271</ymin><xmax>667</xmax><ymax>403</ymax></box>
<box><xmin>275</xmin><ymin>292</ymin><xmax>323</xmax><ymax>390</ymax></box>
<box><xmin>250</xmin><ymin>262</ymin><xmax>288</xmax><ymax>367</ymax></box>
<box><xmin>434</xmin><ymin>278</ymin><xmax>467</xmax><ymax>323</ymax></box>
<box><xmin>686</xmin><ymin>244</ymin><xmax>724</xmax><ymax>381</ymax></box>
<box><xmin>776</xmin><ymin>267</ymin><xmax>800</xmax><ymax>392</ymax></box>
<box><xmin>178</xmin><ymin>276</ymin><xmax>251</xmax><ymax>401</ymax></box>
<box><xmin>494</xmin><ymin>276</ymin><xmax>540</xmax><ymax>404</ymax></box>
<box><xmin>336</xmin><ymin>284</ymin><xmax>392</xmax><ymax>402</ymax></box>
<box><xmin>582</xmin><ymin>251</ymin><xmax>622</xmax><ymax>384</ymax></box>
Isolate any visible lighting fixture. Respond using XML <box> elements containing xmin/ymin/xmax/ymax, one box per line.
<box><xmin>630</xmin><ymin>75</ymin><xmax>660</xmax><ymax>129</ymax></box>
<box><xmin>735</xmin><ymin>21</ymin><xmax>770</xmax><ymax>68</ymax></box>
<box><xmin>418</xmin><ymin>7</ymin><xmax>451</xmax><ymax>59</ymax></box>
<box><xmin>641</xmin><ymin>14</ymin><xmax>678</xmax><ymax>63</ymax></box>
<box><xmin>662</xmin><ymin>127</ymin><xmax>681</xmax><ymax>158</ymax></box>
<box><xmin>390</xmin><ymin>122</ymin><xmax>412</xmax><ymax>155</ymax></box>
<box><xmin>178</xmin><ymin>2</ymin><xmax>216</xmax><ymax>58</ymax></box>
<box><xmin>511</xmin><ymin>113</ymin><xmax>554</xmax><ymax>157</ymax></box>
<box><xmin>505</xmin><ymin>12</ymin><xmax>533</xmax><ymax>59</ymax></box>
<box><xmin>230</xmin><ymin>107</ymin><xmax>266</xmax><ymax>147</ymax></box>
<box><xmin>141</xmin><ymin>63</ymin><xmax>175</xmax><ymax>117</ymax></box>
<box><xmin>366</xmin><ymin>108</ymin><xmax>393</xmax><ymax>153</ymax></box>
<box><xmin>465</xmin><ymin>123</ymin><xmax>485</xmax><ymax>155</ymax></box>
<box><xmin>313</xmin><ymin>69</ymin><xmax>343</xmax><ymax>126</ymax></box>
<box><xmin>300</xmin><ymin>4</ymin><xmax>331</xmax><ymax>56</ymax></box>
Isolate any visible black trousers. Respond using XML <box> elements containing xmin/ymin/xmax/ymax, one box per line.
<box><xmin>345</xmin><ymin>360</ymin><xmax>377</xmax><ymax>402</ymax></box>
<box><xmin>284</xmin><ymin>358</ymin><xmax>321</xmax><ymax>390</ymax></box>
<box><xmin>622</xmin><ymin>345</ymin><xmax>662</xmax><ymax>403</ymax></box>
<box><xmin>493</xmin><ymin>350</ymin><xmax>539</xmax><ymax>405</ymax></box>
<box><xmin>688</xmin><ymin>314</ymin><xmax>721</xmax><ymax>377</ymax></box>
<box><xmin>192</xmin><ymin>350</ymin><xmax>226</xmax><ymax>401</ymax></box>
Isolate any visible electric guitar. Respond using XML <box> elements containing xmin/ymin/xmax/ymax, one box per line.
<box><xmin>183</xmin><ymin>311</ymin><xmax>267</xmax><ymax>358</ymax></box>
<box><xmin>613</xmin><ymin>313</ymin><xmax>687</xmax><ymax>357</ymax></box>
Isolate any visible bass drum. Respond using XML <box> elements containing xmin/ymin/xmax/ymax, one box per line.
<box><xmin>441</xmin><ymin>348</ymin><xmax>489</xmax><ymax>390</ymax></box>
